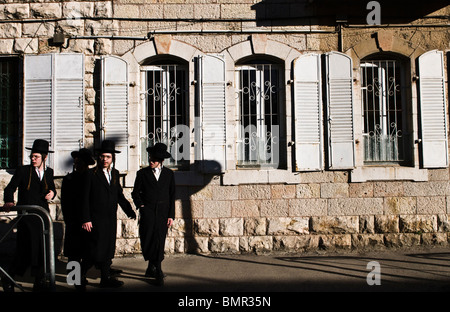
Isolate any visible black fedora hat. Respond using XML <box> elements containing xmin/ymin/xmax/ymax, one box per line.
<box><xmin>71</xmin><ymin>148</ymin><xmax>95</xmax><ymax>165</ymax></box>
<box><xmin>26</xmin><ymin>139</ymin><xmax>54</xmax><ymax>154</ymax></box>
<box><xmin>146</xmin><ymin>143</ymin><xmax>171</xmax><ymax>159</ymax></box>
<box><xmin>96</xmin><ymin>140</ymin><xmax>121</xmax><ymax>154</ymax></box>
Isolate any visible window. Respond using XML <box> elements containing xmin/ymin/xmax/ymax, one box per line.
<box><xmin>360</xmin><ymin>57</ymin><xmax>409</xmax><ymax>164</ymax></box>
<box><xmin>0</xmin><ymin>58</ymin><xmax>20</xmax><ymax>169</ymax></box>
<box><xmin>141</xmin><ymin>63</ymin><xmax>189</xmax><ymax>169</ymax></box>
<box><xmin>235</xmin><ymin>62</ymin><xmax>281</xmax><ymax>169</ymax></box>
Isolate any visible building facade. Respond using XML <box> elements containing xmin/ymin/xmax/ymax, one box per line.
<box><xmin>0</xmin><ymin>0</ymin><xmax>450</xmax><ymax>256</ymax></box>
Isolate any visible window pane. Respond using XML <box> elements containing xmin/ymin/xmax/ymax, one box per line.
<box><xmin>361</xmin><ymin>60</ymin><xmax>404</xmax><ymax>163</ymax></box>
<box><xmin>236</xmin><ymin>64</ymin><xmax>280</xmax><ymax>168</ymax></box>
<box><xmin>141</xmin><ymin>65</ymin><xmax>188</xmax><ymax>169</ymax></box>
<box><xmin>0</xmin><ymin>58</ymin><xmax>19</xmax><ymax>169</ymax></box>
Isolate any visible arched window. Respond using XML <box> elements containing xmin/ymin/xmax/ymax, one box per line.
<box><xmin>360</xmin><ymin>54</ymin><xmax>411</xmax><ymax>164</ymax></box>
<box><xmin>140</xmin><ymin>57</ymin><xmax>189</xmax><ymax>169</ymax></box>
<box><xmin>235</xmin><ymin>58</ymin><xmax>283</xmax><ymax>169</ymax></box>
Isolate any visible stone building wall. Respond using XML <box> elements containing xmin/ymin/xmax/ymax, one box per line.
<box><xmin>0</xmin><ymin>1</ymin><xmax>449</xmax><ymax>256</ymax></box>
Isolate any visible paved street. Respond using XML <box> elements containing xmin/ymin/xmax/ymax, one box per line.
<box><xmin>5</xmin><ymin>247</ymin><xmax>450</xmax><ymax>293</ymax></box>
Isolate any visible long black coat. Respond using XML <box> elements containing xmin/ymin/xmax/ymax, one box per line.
<box><xmin>61</xmin><ymin>170</ymin><xmax>88</xmax><ymax>259</ymax></box>
<box><xmin>3</xmin><ymin>165</ymin><xmax>56</xmax><ymax>276</ymax></box>
<box><xmin>131</xmin><ymin>166</ymin><xmax>176</xmax><ymax>263</ymax></box>
<box><xmin>81</xmin><ymin>167</ymin><xmax>135</xmax><ymax>264</ymax></box>
<box><xmin>4</xmin><ymin>165</ymin><xmax>56</xmax><ymax>211</ymax></box>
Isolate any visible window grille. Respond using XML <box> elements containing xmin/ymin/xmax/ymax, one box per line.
<box><xmin>0</xmin><ymin>59</ymin><xmax>19</xmax><ymax>169</ymax></box>
<box><xmin>236</xmin><ymin>64</ymin><xmax>280</xmax><ymax>168</ymax></box>
<box><xmin>140</xmin><ymin>65</ymin><xmax>189</xmax><ymax>169</ymax></box>
<box><xmin>361</xmin><ymin>60</ymin><xmax>405</xmax><ymax>163</ymax></box>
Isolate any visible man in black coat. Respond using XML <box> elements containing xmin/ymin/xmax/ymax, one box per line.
<box><xmin>61</xmin><ymin>148</ymin><xmax>95</xmax><ymax>290</ymax></box>
<box><xmin>2</xmin><ymin>139</ymin><xmax>57</xmax><ymax>292</ymax></box>
<box><xmin>81</xmin><ymin>140</ymin><xmax>136</xmax><ymax>288</ymax></box>
<box><xmin>132</xmin><ymin>142</ymin><xmax>176</xmax><ymax>286</ymax></box>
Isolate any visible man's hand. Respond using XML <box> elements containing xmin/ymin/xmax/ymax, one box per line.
<box><xmin>2</xmin><ymin>202</ymin><xmax>14</xmax><ymax>212</ymax></box>
<box><xmin>82</xmin><ymin>222</ymin><xmax>93</xmax><ymax>232</ymax></box>
<box><xmin>167</xmin><ymin>218</ymin><xmax>174</xmax><ymax>228</ymax></box>
<box><xmin>45</xmin><ymin>190</ymin><xmax>54</xmax><ymax>201</ymax></box>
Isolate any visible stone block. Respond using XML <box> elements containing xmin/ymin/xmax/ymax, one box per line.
<box><xmin>417</xmin><ymin>196</ymin><xmax>446</xmax><ymax>214</ymax></box>
<box><xmin>349</xmin><ymin>182</ymin><xmax>373</xmax><ymax>197</ymax></box>
<box><xmin>321</xmin><ymin>183</ymin><xmax>348</xmax><ymax>198</ymax></box>
<box><xmin>374</xmin><ymin>215</ymin><xmax>399</xmax><ymax>233</ymax></box>
<box><xmin>437</xmin><ymin>214</ymin><xmax>450</xmax><ymax>232</ymax></box>
<box><xmin>239</xmin><ymin>185</ymin><xmax>271</xmax><ymax>200</ymax></box>
<box><xmin>244</xmin><ymin>218</ymin><xmax>266</xmax><ymax>236</ymax></box>
<box><xmin>219</xmin><ymin>218</ymin><xmax>243</xmax><ymax>236</ymax></box>
<box><xmin>121</xmin><ymin>219</ymin><xmax>139</xmax><ymax>238</ymax></box>
<box><xmin>209</xmin><ymin>237</ymin><xmax>239</xmax><ymax>253</ymax></box>
<box><xmin>2</xmin><ymin>4</ymin><xmax>30</xmax><ymax>19</ymax></box>
<box><xmin>260</xmin><ymin>199</ymin><xmax>289</xmax><ymax>217</ymax></box>
<box><xmin>359</xmin><ymin>215</ymin><xmax>375</xmax><ymax>234</ymax></box>
<box><xmin>422</xmin><ymin>233</ymin><xmax>448</xmax><ymax>246</ymax></box>
<box><xmin>289</xmin><ymin>198</ymin><xmax>327</xmax><ymax>216</ymax></box>
<box><xmin>0</xmin><ymin>39</ymin><xmax>13</xmax><ymax>54</ymax></box>
<box><xmin>194</xmin><ymin>218</ymin><xmax>219</xmax><ymax>236</ymax></box>
<box><xmin>318</xmin><ymin>234</ymin><xmax>352</xmax><ymax>250</ymax></box>
<box><xmin>273</xmin><ymin>235</ymin><xmax>320</xmax><ymax>252</ymax></box>
<box><xmin>310</xmin><ymin>216</ymin><xmax>359</xmax><ymax>234</ymax></box>
<box><xmin>267</xmin><ymin>217</ymin><xmax>309</xmax><ymax>235</ymax></box>
<box><xmin>373</xmin><ymin>181</ymin><xmax>404</xmax><ymax>197</ymax></box>
<box><xmin>271</xmin><ymin>184</ymin><xmax>296</xmax><ymax>199</ymax></box>
<box><xmin>399</xmin><ymin>215</ymin><xmax>437</xmax><ymax>233</ymax></box>
<box><xmin>30</xmin><ymin>3</ymin><xmax>61</xmax><ymax>19</ymax></box>
<box><xmin>212</xmin><ymin>185</ymin><xmax>239</xmax><ymax>201</ymax></box>
<box><xmin>296</xmin><ymin>183</ymin><xmax>320</xmax><ymax>198</ymax></box>
<box><xmin>203</xmin><ymin>200</ymin><xmax>231</xmax><ymax>218</ymax></box>
<box><xmin>0</xmin><ymin>23</ymin><xmax>21</xmax><ymax>38</ymax></box>
<box><xmin>14</xmin><ymin>38</ymin><xmax>39</xmax><ymax>54</ymax></box>
<box><xmin>351</xmin><ymin>234</ymin><xmax>385</xmax><ymax>249</ymax></box>
<box><xmin>183</xmin><ymin>237</ymin><xmax>209</xmax><ymax>254</ymax></box>
<box><xmin>384</xmin><ymin>197</ymin><xmax>416</xmax><ymax>215</ymax></box>
<box><xmin>248</xmin><ymin>236</ymin><xmax>273</xmax><ymax>253</ymax></box>
<box><xmin>328</xmin><ymin>198</ymin><xmax>383</xmax><ymax>216</ymax></box>
<box><xmin>384</xmin><ymin>233</ymin><xmax>421</xmax><ymax>248</ymax></box>
<box><xmin>232</xmin><ymin>200</ymin><xmax>260</xmax><ymax>217</ymax></box>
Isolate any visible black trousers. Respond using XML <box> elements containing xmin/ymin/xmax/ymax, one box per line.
<box><xmin>138</xmin><ymin>206</ymin><xmax>169</xmax><ymax>264</ymax></box>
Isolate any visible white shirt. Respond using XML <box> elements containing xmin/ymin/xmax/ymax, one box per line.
<box><xmin>35</xmin><ymin>167</ymin><xmax>44</xmax><ymax>181</ymax></box>
<box><xmin>103</xmin><ymin>168</ymin><xmax>111</xmax><ymax>184</ymax></box>
<box><xmin>153</xmin><ymin>166</ymin><xmax>162</xmax><ymax>181</ymax></box>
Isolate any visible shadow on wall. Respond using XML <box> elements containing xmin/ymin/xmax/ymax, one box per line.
<box><xmin>174</xmin><ymin>160</ymin><xmax>223</xmax><ymax>255</ymax></box>
<box><xmin>251</xmin><ymin>0</ymin><xmax>449</xmax><ymax>26</ymax></box>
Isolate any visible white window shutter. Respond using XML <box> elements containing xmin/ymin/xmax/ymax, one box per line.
<box><xmin>325</xmin><ymin>52</ymin><xmax>355</xmax><ymax>169</ymax></box>
<box><xmin>24</xmin><ymin>54</ymin><xmax>53</xmax><ymax>166</ymax></box>
<box><xmin>293</xmin><ymin>53</ymin><xmax>323</xmax><ymax>171</ymax></box>
<box><xmin>54</xmin><ymin>54</ymin><xmax>85</xmax><ymax>176</ymax></box>
<box><xmin>418</xmin><ymin>50</ymin><xmax>448</xmax><ymax>168</ymax></box>
<box><xmin>198</xmin><ymin>54</ymin><xmax>227</xmax><ymax>173</ymax></box>
<box><xmin>101</xmin><ymin>55</ymin><xmax>129</xmax><ymax>173</ymax></box>
<box><xmin>24</xmin><ymin>53</ymin><xmax>84</xmax><ymax>176</ymax></box>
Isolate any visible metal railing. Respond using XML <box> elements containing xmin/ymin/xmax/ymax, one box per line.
<box><xmin>0</xmin><ymin>205</ymin><xmax>55</xmax><ymax>292</ymax></box>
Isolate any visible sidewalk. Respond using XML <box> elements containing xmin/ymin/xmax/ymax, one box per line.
<box><xmin>9</xmin><ymin>247</ymin><xmax>450</xmax><ymax>293</ymax></box>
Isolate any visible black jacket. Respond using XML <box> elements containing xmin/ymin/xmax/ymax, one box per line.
<box><xmin>3</xmin><ymin>165</ymin><xmax>56</xmax><ymax>211</ymax></box>
<box><xmin>81</xmin><ymin>167</ymin><xmax>135</xmax><ymax>263</ymax></box>
<box><xmin>131</xmin><ymin>166</ymin><xmax>176</xmax><ymax>219</ymax></box>
<box><xmin>131</xmin><ymin>166</ymin><xmax>176</xmax><ymax>262</ymax></box>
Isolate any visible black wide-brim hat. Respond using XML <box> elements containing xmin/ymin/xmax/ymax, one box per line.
<box><xmin>146</xmin><ymin>142</ymin><xmax>171</xmax><ymax>159</ymax></box>
<box><xmin>26</xmin><ymin>139</ymin><xmax>54</xmax><ymax>154</ymax></box>
<box><xmin>71</xmin><ymin>148</ymin><xmax>95</xmax><ymax>165</ymax></box>
<box><xmin>96</xmin><ymin>140</ymin><xmax>121</xmax><ymax>154</ymax></box>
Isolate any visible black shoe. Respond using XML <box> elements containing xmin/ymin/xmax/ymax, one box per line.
<box><xmin>1</xmin><ymin>277</ymin><xmax>14</xmax><ymax>293</ymax></box>
<box><xmin>145</xmin><ymin>264</ymin><xmax>157</xmax><ymax>278</ymax></box>
<box><xmin>110</xmin><ymin>268</ymin><xmax>123</xmax><ymax>275</ymax></box>
<box><xmin>100</xmin><ymin>276</ymin><xmax>124</xmax><ymax>288</ymax></box>
<box><xmin>33</xmin><ymin>277</ymin><xmax>49</xmax><ymax>292</ymax></box>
